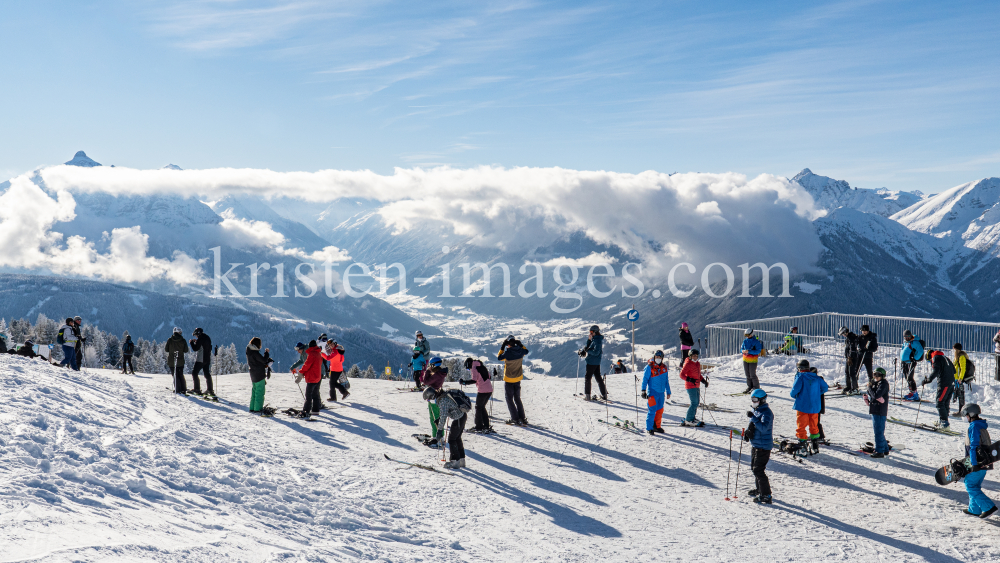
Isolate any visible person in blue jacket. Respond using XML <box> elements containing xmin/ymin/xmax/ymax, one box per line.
<box><xmin>640</xmin><ymin>350</ymin><xmax>672</xmax><ymax>435</ymax></box>
<box><xmin>740</xmin><ymin>329</ymin><xmax>764</xmax><ymax>393</ymax></box>
<box><xmin>578</xmin><ymin>325</ymin><xmax>608</xmax><ymax>401</ymax></box>
<box><xmin>743</xmin><ymin>388</ymin><xmax>774</xmax><ymax>504</ymax></box>
<box><xmin>790</xmin><ymin>359</ymin><xmax>829</xmax><ymax>454</ymax></box>
<box><xmin>960</xmin><ymin>404</ymin><xmax>997</xmax><ymax>518</ymax></box>
<box><xmin>900</xmin><ymin>330</ymin><xmax>924</xmax><ymax>401</ymax></box>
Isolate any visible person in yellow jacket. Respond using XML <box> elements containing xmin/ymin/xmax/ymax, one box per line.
<box><xmin>498</xmin><ymin>335</ymin><xmax>530</xmax><ymax>426</ymax></box>
<box><xmin>953</xmin><ymin>343</ymin><xmax>973</xmax><ymax>416</ymax></box>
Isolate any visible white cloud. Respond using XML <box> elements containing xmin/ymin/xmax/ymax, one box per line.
<box><xmin>216</xmin><ymin>210</ymin><xmax>351</xmax><ymax>263</ymax></box>
<box><xmin>538</xmin><ymin>252</ymin><xmax>617</xmax><ymax>268</ymax></box>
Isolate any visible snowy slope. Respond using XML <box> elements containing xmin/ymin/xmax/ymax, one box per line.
<box><xmin>893</xmin><ymin>177</ymin><xmax>1000</xmax><ymax>257</ymax></box>
<box><xmin>4</xmin><ymin>348</ymin><xmax>1000</xmax><ymax>562</ymax></box>
<box><xmin>793</xmin><ymin>168</ymin><xmax>923</xmax><ymax>217</ymax></box>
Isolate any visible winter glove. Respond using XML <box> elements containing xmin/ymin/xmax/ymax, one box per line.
<box><xmin>746</xmin><ymin>410</ymin><xmax>754</xmax><ymax>418</ymax></box>
<box><xmin>743</xmin><ymin>425</ymin><xmax>755</xmax><ymax>442</ymax></box>
<box><xmin>641</xmin><ymin>391</ymin><xmax>647</xmax><ymax>399</ymax></box>
<box><xmin>577</xmin><ymin>350</ymin><xmax>587</xmax><ymax>358</ymax></box>
<box><xmin>921</xmin><ymin>378</ymin><xmax>930</xmax><ymax>386</ymax></box>
<box><xmin>294</xmin><ymin>373</ymin><xmax>304</xmax><ymax>384</ymax></box>
<box><xmin>458</xmin><ymin>379</ymin><xmax>473</xmax><ymax>385</ymax></box>
<box><xmin>702</xmin><ymin>378</ymin><xmax>709</xmax><ymax>388</ymax></box>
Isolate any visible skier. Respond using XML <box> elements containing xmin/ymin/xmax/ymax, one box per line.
<box><xmin>743</xmin><ymin>388</ymin><xmax>774</xmax><ymax>504</ymax></box>
<box><xmin>414</xmin><ymin>330</ymin><xmax>430</xmax><ymax>378</ymax></box>
<box><xmin>121</xmin><ymin>332</ymin><xmax>136</xmax><ymax>374</ymax></box>
<box><xmin>298</xmin><ymin>340</ymin><xmax>324</xmax><ymax>419</ymax></box>
<box><xmin>578</xmin><ymin>325</ymin><xmax>608</xmax><ymax>401</ymax></box>
<box><xmin>900</xmin><ymin>330</ymin><xmax>924</xmax><ymax>401</ymax></box>
<box><xmin>740</xmin><ymin>329</ymin><xmax>763</xmax><ymax>393</ymax></box>
<box><xmin>57</xmin><ymin>317</ymin><xmax>79</xmax><ymax>370</ymax></box>
<box><xmin>639</xmin><ymin>350</ymin><xmax>671</xmax><ymax>434</ymax></box>
<box><xmin>409</xmin><ymin>347</ymin><xmax>427</xmax><ymax>390</ymax></box>
<box><xmin>858</xmin><ymin>325</ymin><xmax>878</xmax><ymax>383</ymax></box>
<box><xmin>246</xmin><ymin>337</ymin><xmax>272</xmax><ymax>415</ymax></box>
<box><xmin>323</xmin><ymin>340</ymin><xmax>350</xmax><ymax>401</ymax></box>
<box><xmin>612</xmin><ymin>359</ymin><xmax>629</xmax><ymax>374</ymax></box>
<box><xmin>839</xmin><ymin>326</ymin><xmax>861</xmax><ymax>395</ymax></box>
<box><xmin>790</xmin><ymin>359</ymin><xmax>829</xmax><ymax>454</ymax></box>
<box><xmin>73</xmin><ymin>316</ymin><xmax>85</xmax><ymax>368</ymax></box>
<box><xmin>189</xmin><ymin>328</ymin><xmax>214</xmax><ymax>396</ymax></box>
<box><xmin>423</xmin><ymin>386</ymin><xmax>470</xmax><ymax>469</ymax></box>
<box><xmin>460</xmin><ymin>357</ymin><xmax>494</xmax><ymax>433</ymax></box>
<box><xmin>952</xmin><ymin>343</ymin><xmax>973</xmax><ymax>416</ymax></box>
<box><xmin>678</xmin><ymin>322</ymin><xmax>694</xmax><ymax>363</ymax></box>
<box><xmin>863</xmin><ymin>367</ymin><xmax>890</xmax><ymax>457</ymax></box>
<box><xmin>807</xmin><ymin>365</ymin><xmax>828</xmax><ymax>441</ymax></box>
<box><xmin>678</xmin><ymin>349</ymin><xmax>708</xmax><ymax>427</ymax></box>
<box><xmin>165</xmin><ymin>327</ymin><xmax>190</xmax><ymax>394</ymax></box>
<box><xmin>959</xmin><ymin>404</ymin><xmax>997</xmax><ymax>518</ymax></box>
<box><xmin>421</xmin><ymin>357</ymin><xmax>449</xmax><ymax>442</ymax></box>
<box><xmin>922</xmin><ymin>349</ymin><xmax>956</xmax><ymax>429</ymax></box>
<box><xmin>498</xmin><ymin>336</ymin><xmax>530</xmax><ymax>425</ymax></box>
<box><xmin>994</xmin><ymin>329</ymin><xmax>1000</xmax><ymax>382</ymax></box>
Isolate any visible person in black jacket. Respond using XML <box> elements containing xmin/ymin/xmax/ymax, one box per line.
<box><xmin>121</xmin><ymin>332</ymin><xmax>136</xmax><ymax>374</ymax></box>
<box><xmin>246</xmin><ymin>337</ymin><xmax>272</xmax><ymax>415</ymax></box>
<box><xmin>922</xmin><ymin>349</ymin><xmax>956</xmax><ymax>429</ymax></box>
<box><xmin>858</xmin><ymin>325</ymin><xmax>878</xmax><ymax>384</ymax></box>
<box><xmin>16</xmin><ymin>340</ymin><xmax>38</xmax><ymax>359</ymax></box>
<box><xmin>839</xmin><ymin>326</ymin><xmax>862</xmax><ymax>395</ymax></box>
<box><xmin>678</xmin><ymin>323</ymin><xmax>695</xmax><ymax>363</ymax></box>
<box><xmin>189</xmin><ymin>328</ymin><xmax>214</xmax><ymax>396</ymax></box>
<box><xmin>864</xmin><ymin>367</ymin><xmax>890</xmax><ymax>457</ymax></box>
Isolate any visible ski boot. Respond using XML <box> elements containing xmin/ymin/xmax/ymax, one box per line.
<box><xmin>963</xmin><ymin>509</ymin><xmax>979</xmax><ymax>516</ymax></box>
<box><xmin>653</xmin><ymin>427</ymin><xmax>664</xmax><ymax>434</ymax></box>
<box><xmin>647</xmin><ymin>429</ymin><xmax>655</xmax><ymax>436</ymax></box>
<box><xmin>935</xmin><ymin>420</ymin><xmax>950</xmax><ymax>429</ymax></box>
<box><xmin>742</xmin><ymin>387</ymin><xmax>752</xmax><ymax>395</ymax></box>
<box><xmin>981</xmin><ymin>506</ymin><xmax>997</xmax><ymax>519</ymax></box>
<box><xmin>810</xmin><ymin>438</ymin><xmax>821</xmax><ymax>454</ymax></box>
<box><xmin>747</xmin><ymin>489</ymin><xmax>759</xmax><ymax>497</ymax></box>
<box><xmin>505</xmin><ymin>419</ymin><xmax>520</xmax><ymax>425</ymax></box>
<box><xmin>903</xmin><ymin>392</ymin><xmax>920</xmax><ymax>402</ymax></box>
<box><xmin>443</xmin><ymin>460</ymin><xmax>461</xmax><ymax>469</ymax></box>
<box><xmin>870</xmin><ymin>452</ymin><xmax>886</xmax><ymax>458</ymax></box>
<box><xmin>752</xmin><ymin>495</ymin><xmax>772</xmax><ymax>505</ymax></box>
<box><xmin>519</xmin><ymin>418</ymin><xmax>529</xmax><ymax>426</ymax></box>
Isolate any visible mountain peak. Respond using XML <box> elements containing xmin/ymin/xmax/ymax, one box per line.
<box><xmin>162</xmin><ymin>164</ymin><xmax>183</xmax><ymax>170</ymax></box>
<box><xmin>65</xmin><ymin>151</ymin><xmax>102</xmax><ymax>167</ymax></box>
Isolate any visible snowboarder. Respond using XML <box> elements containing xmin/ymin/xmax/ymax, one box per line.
<box><xmin>922</xmin><ymin>349</ymin><xmax>956</xmax><ymax>429</ymax></box>
<box><xmin>189</xmin><ymin>328</ymin><xmax>213</xmax><ymax>396</ymax></box>
<box><xmin>790</xmin><ymin>359</ymin><xmax>828</xmax><ymax>454</ymax></box>
<box><xmin>858</xmin><ymin>325</ymin><xmax>878</xmax><ymax>383</ymax></box>
<box><xmin>57</xmin><ymin>317</ymin><xmax>79</xmax><ymax>371</ymax></box>
<box><xmin>459</xmin><ymin>357</ymin><xmax>494</xmax><ymax>433</ymax></box>
<box><xmin>612</xmin><ymin>359</ymin><xmax>630</xmax><ymax>374</ymax></box>
<box><xmin>422</xmin><ymin>357</ymin><xmax>449</xmax><ymax>441</ymax></box>
<box><xmin>839</xmin><ymin>326</ymin><xmax>862</xmax><ymax>395</ymax></box>
<box><xmin>640</xmin><ymin>350</ymin><xmax>671</xmax><ymax>434</ymax></box>
<box><xmin>743</xmin><ymin>388</ymin><xmax>774</xmax><ymax>504</ymax></box>
<box><xmin>679</xmin><ymin>322</ymin><xmax>694</xmax><ymax>363</ymax></box>
<box><xmin>901</xmin><ymin>330</ymin><xmax>924</xmax><ymax>401</ymax></box>
<box><xmin>578</xmin><ymin>325</ymin><xmax>608</xmax><ymax>401</ymax></box>
<box><xmin>959</xmin><ymin>404</ymin><xmax>997</xmax><ymax>518</ymax></box>
<box><xmin>863</xmin><ymin>367</ymin><xmax>890</xmax><ymax>457</ymax></box>
<box><xmin>498</xmin><ymin>336</ymin><xmax>530</xmax><ymax>425</ymax></box>
<box><xmin>246</xmin><ymin>337</ymin><xmax>272</xmax><ymax>415</ymax></box>
<box><xmin>952</xmin><ymin>343</ymin><xmax>973</xmax><ymax>416</ymax></box>
<box><xmin>299</xmin><ymin>340</ymin><xmax>324</xmax><ymax>419</ymax></box>
<box><xmin>423</xmin><ymin>386</ymin><xmax>470</xmax><ymax>469</ymax></box>
<box><xmin>740</xmin><ymin>329</ymin><xmax>763</xmax><ymax>393</ymax></box>
<box><xmin>323</xmin><ymin>340</ymin><xmax>350</xmax><ymax>401</ymax></box>
<box><xmin>121</xmin><ymin>332</ymin><xmax>136</xmax><ymax>374</ymax></box>
<box><xmin>678</xmin><ymin>349</ymin><xmax>707</xmax><ymax>427</ymax></box>
<box><xmin>165</xmin><ymin>327</ymin><xmax>190</xmax><ymax>394</ymax></box>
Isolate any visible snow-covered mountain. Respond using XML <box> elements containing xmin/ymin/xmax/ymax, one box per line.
<box><xmin>64</xmin><ymin>150</ymin><xmax>102</xmax><ymax>167</ymax></box>
<box><xmin>792</xmin><ymin>168</ymin><xmax>923</xmax><ymax>217</ymax></box>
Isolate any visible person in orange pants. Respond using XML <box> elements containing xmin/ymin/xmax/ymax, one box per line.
<box><xmin>790</xmin><ymin>359</ymin><xmax>828</xmax><ymax>454</ymax></box>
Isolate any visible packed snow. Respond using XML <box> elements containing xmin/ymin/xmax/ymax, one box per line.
<box><xmin>1</xmin><ymin>351</ymin><xmax>999</xmax><ymax>562</ymax></box>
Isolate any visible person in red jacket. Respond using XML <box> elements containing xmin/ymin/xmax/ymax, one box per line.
<box><xmin>679</xmin><ymin>349</ymin><xmax>708</xmax><ymax>427</ymax></box>
<box><xmin>299</xmin><ymin>340</ymin><xmax>324</xmax><ymax>420</ymax></box>
<box><xmin>322</xmin><ymin>340</ymin><xmax>350</xmax><ymax>402</ymax></box>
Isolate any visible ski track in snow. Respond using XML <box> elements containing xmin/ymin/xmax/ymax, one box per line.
<box><xmin>1</xmin><ymin>353</ymin><xmax>998</xmax><ymax>562</ymax></box>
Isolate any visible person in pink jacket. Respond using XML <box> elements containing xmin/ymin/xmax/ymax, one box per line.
<box><xmin>461</xmin><ymin>357</ymin><xmax>495</xmax><ymax>433</ymax></box>
<box><xmin>321</xmin><ymin>340</ymin><xmax>350</xmax><ymax>401</ymax></box>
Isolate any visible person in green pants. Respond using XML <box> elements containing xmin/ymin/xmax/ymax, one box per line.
<box><xmin>421</xmin><ymin>357</ymin><xmax>448</xmax><ymax>446</ymax></box>
<box><xmin>246</xmin><ymin>337</ymin><xmax>272</xmax><ymax>415</ymax></box>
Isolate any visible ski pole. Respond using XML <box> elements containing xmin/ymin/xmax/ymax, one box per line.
<box><xmin>913</xmin><ymin>384</ymin><xmax>925</xmax><ymax>430</ymax></box>
<box><xmin>892</xmin><ymin>357</ymin><xmax>899</xmax><ymax>405</ymax></box>
<box><xmin>575</xmin><ymin>354</ymin><xmax>580</xmax><ymax>395</ymax></box>
<box><xmin>725</xmin><ymin>429</ymin><xmax>733</xmax><ymax>500</ymax></box>
<box><xmin>171</xmin><ymin>352</ymin><xmax>176</xmax><ymax>393</ymax></box>
<box><xmin>441</xmin><ymin>417</ymin><xmax>450</xmax><ymax>463</ymax></box>
<box><xmin>733</xmin><ymin>428</ymin><xmax>745</xmax><ymax>500</ymax></box>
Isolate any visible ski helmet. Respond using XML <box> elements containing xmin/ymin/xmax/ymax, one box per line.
<box><xmin>960</xmin><ymin>404</ymin><xmax>982</xmax><ymax>418</ymax></box>
<box><xmin>681</xmin><ymin>322</ymin><xmax>689</xmax><ymax>329</ymax></box>
<box><xmin>74</xmin><ymin>316</ymin><xmax>82</xmax><ymax>322</ymax></box>
<box><xmin>797</xmin><ymin>359</ymin><xmax>810</xmax><ymax>370</ymax></box>
<box><xmin>903</xmin><ymin>329</ymin><xmax>913</xmax><ymax>339</ymax></box>
<box><xmin>874</xmin><ymin>367</ymin><xmax>887</xmax><ymax>377</ymax></box>
<box><xmin>294</xmin><ymin>342</ymin><xmax>306</xmax><ymax>350</ymax></box>
<box><xmin>318</xmin><ymin>333</ymin><xmax>328</xmax><ymax>342</ymax></box>
<box><xmin>429</xmin><ymin>357</ymin><xmax>443</xmax><ymax>366</ymax></box>
<box><xmin>653</xmin><ymin>350</ymin><xmax>664</xmax><ymax>358</ymax></box>
<box><xmin>689</xmin><ymin>349</ymin><xmax>700</xmax><ymax>357</ymax></box>
<box><xmin>838</xmin><ymin>326</ymin><xmax>848</xmax><ymax>336</ymax></box>
<box><xmin>744</xmin><ymin>328</ymin><xmax>754</xmax><ymax>336</ymax></box>
<box><xmin>750</xmin><ymin>389</ymin><xmax>767</xmax><ymax>400</ymax></box>
<box><xmin>173</xmin><ymin>327</ymin><xmax>182</xmax><ymax>335</ymax></box>
<box><xmin>194</xmin><ymin>327</ymin><xmax>203</xmax><ymax>335</ymax></box>
<box><xmin>422</xmin><ymin>387</ymin><xmax>437</xmax><ymax>401</ymax></box>
<box><xmin>589</xmin><ymin>325</ymin><xmax>600</xmax><ymax>333</ymax></box>
<box><xmin>790</xmin><ymin>326</ymin><xmax>798</xmax><ymax>332</ymax></box>
<box><xmin>415</xmin><ymin>330</ymin><xmax>423</xmax><ymax>337</ymax></box>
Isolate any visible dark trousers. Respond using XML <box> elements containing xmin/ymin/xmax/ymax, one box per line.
<box><xmin>956</xmin><ymin>382</ymin><xmax>967</xmax><ymax>411</ymax></box>
<box><xmin>192</xmin><ymin>361</ymin><xmax>213</xmax><ymax>394</ymax></box>
<box><xmin>413</xmin><ymin>368</ymin><xmax>424</xmax><ymax>387</ymax></box>
<box><xmin>122</xmin><ymin>355</ymin><xmax>134</xmax><ymax>374</ymax></box>
<box><xmin>845</xmin><ymin>354</ymin><xmax>861</xmax><ymax>391</ymax></box>
<box><xmin>505</xmin><ymin>381</ymin><xmax>526</xmax><ymax>422</ymax></box>
<box><xmin>681</xmin><ymin>349</ymin><xmax>690</xmax><ymax>363</ymax></box>
<box><xmin>474</xmin><ymin>391</ymin><xmax>492</xmax><ymax>429</ymax></box>
<box><xmin>743</xmin><ymin>362</ymin><xmax>759</xmax><ymax>389</ymax></box>
<box><xmin>172</xmin><ymin>363</ymin><xmax>186</xmax><ymax>393</ymax></box>
<box><xmin>449</xmin><ymin>415</ymin><xmax>467</xmax><ymax>461</ymax></box>
<box><xmin>995</xmin><ymin>354</ymin><xmax>1000</xmax><ymax>382</ymax></box>
<box><xmin>936</xmin><ymin>386</ymin><xmax>953</xmax><ymax>423</ymax></box>
<box><xmin>751</xmin><ymin>448</ymin><xmax>772</xmax><ymax>497</ymax></box>
<box><xmin>584</xmin><ymin>364</ymin><xmax>608</xmax><ymax>398</ymax></box>
<box><xmin>328</xmin><ymin>371</ymin><xmax>348</xmax><ymax>400</ymax></box>
<box><xmin>304</xmin><ymin>381</ymin><xmax>322</xmax><ymax>414</ymax></box>
<box><xmin>902</xmin><ymin>361</ymin><xmax>918</xmax><ymax>392</ymax></box>
<box><xmin>860</xmin><ymin>352</ymin><xmax>873</xmax><ymax>381</ymax></box>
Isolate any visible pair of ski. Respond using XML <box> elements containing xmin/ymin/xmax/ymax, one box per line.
<box><xmin>670</xmin><ymin>401</ymin><xmax>735</xmax><ymax>413</ymax></box>
<box><xmin>598</xmin><ymin>416</ymin><xmax>644</xmax><ymax>434</ymax></box>
<box><xmin>887</xmin><ymin>416</ymin><xmax>960</xmax><ymax>435</ymax></box>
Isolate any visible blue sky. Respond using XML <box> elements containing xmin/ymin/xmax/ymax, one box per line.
<box><xmin>1</xmin><ymin>0</ymin><xmax>997</xmax><ymax>192</ymax></box>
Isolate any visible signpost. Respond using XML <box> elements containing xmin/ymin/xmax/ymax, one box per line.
<box><xmin>627</xmin><ymin>304</ymin><xmax>639</xmax><ymax>427</ymax></box>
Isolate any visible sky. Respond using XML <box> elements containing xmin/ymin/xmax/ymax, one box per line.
<box><xmin>1</xmin><ymin>0</ymin><xmax>998</xmax><ymax>193</ymax></box>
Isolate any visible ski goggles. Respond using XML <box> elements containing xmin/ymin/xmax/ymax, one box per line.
<box><xmin>751</xmin><ymin>397</ymin><xmax>761</xmax><ymax>404</ymax></box>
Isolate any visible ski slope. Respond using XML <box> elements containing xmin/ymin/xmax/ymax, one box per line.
<box><xmin>0</xmin><ymin>352</ymin><xmax>997</xmax><ymax>562</ymax></box>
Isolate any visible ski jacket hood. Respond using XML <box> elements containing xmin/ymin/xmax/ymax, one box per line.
<box><xmin>790</xmin><ymin>370</ymin><xmax>828</xmax><ymax>414</ymax></box>
<box><xmin>641</xmin><ymin>360</ymin><xmax>671</xmax><ymax>395</ymax></box>
<box><xmin>300</xmin><ymin>346</ymin><xmax>324</xmax><ymax>384</ymax></box>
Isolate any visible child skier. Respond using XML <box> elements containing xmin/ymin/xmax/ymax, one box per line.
<box><xmin>421</xmin><ymin>357</ymin><xmax>448</xmax><ymax>444</ymax></box>
<box><xmin>743</xmin><ymin>388</ymin><xmax>773</xmax><ymax>504</ymax></box>
<box><xmin>863</xmin><ymin>367</ymin><xmax>890</xmax><ymax>457</ymax></box>
<box><xmin>959</xmin><ymin>404</ymin><xmax>997</xmax><ymax>518</ymax></box>
<box><xmin>460</xmin><ymin>357</ymin><xmax>494</xmax><ymax>433</ymax></box>
<box><xmin>678</xmin><ymin>349</ymin><xmax>707</xmax><ymax>427</ymax></box>
<box><xmin>790</xmin><ymin>359</ymin><xmax>828</xmax><ymax>454</ymax></box>
<box><xmin>640</xmin><ymin>350</ymin><xmax>671</xmax><ymax>435</ymax></box>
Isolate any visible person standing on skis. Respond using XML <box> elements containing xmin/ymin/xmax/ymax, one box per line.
<box><xmin>423</xmin><ymin>385</ymin><xmax>469</xmax><ymax>469</ymax></box>
<box><xmin>421</xmin><ymin>357</ymin><xmax>449</xmax><ymax>444</ymax></box>
<box><xmin>640</xmin><ymin>350</ymin><xmax>671</xmax><ymax>435</ymax></box>
<box><xmin>498</xmin><ymin>336</ymin><xmax>530</xmax><ymax>425</ymax></box>
<box><xmin>740</xmin><ymin>329</ymin><xmax>763</xmax><ymax>393</ymax></box>
<box><xmin>901</xmin><ymin>330</ymin><xmax>924</xmax><ymax>401</ymax></box>
<box><xmin>578</xmin><ymin>325</ymin><xmax>608</xmax><ymax>401</ymax></box>
<box><xmin>189</xmin><ymin>328</ymin><xmax>213</xmax><ymax>396</ymax></box>
<box><xmin>839</xmin><ymin>326</ymin><xmax>862</xmax><ymax>395</ymax></box>
<box><xmin>960</xmin><ymin>404</ymin><xmax>997</xmax><ymax>518</ymax></box>
<box><xmin>414</xmin><ymin>330</ymin><xmax>430</xmax><ymax>379</ymax></box>
<box><xmin>299</xmin><ymin>340</ymin><xmax>324</xmax><ymax>419</ymax></box>
<box><xmin>57</xmin><ymin>317</ymin><xmax>79</xmax><ymax>370</ymax></box>
<box><xmin>790</xmin><ymin>359</ymin><xmax>828</xmax><ymax>454</ymax></box>
<box><xmin>121</xmin><ymin>332</ymin><xmax>136</xmax><ymax>374</ymax></box>
<box><xmin>922</xmin><ymin>349</ymin><xmax>956</xmax><ymax>429</ymax></box>
<box><xmin>743</xmin><ymin>388</ymin><xmax>774</xmax><ymax>504</ymax></box>
<box><xmin>864</xmin><ymin>367</ymin><xmax>890</xmax><ymax>457</ymax></box>
<box><xmin>460</xmin><ymin>357</ymin><xmax>494</xmax><ymax>433</ymax></box>
<box><xmin>678</xmin><ymin>349</ymin><xmax>707</xmax><ymax>427</ymax></box>
<box><xmin>678</xmin><ymin>322</ymin><xmax>694</xmax><ymax>364</ymax></box>
<box><xmin>953</xmin><ymin>343</ymin><xmax>973</xmax><ymax>416</ymax></box>
<box><xmin>409</xmin><ymin>347</ymin><xmax>427</xmax><ymax>390</ymax></box>
<box><xmin>858</xmin><ymin>325</ymin><xmax>878</xmax><ymax>384</ymax></box>
<box><xmin>165</xmin><ymin>327</ymin><xmax>189</xmax><ymax>394</ymax></box>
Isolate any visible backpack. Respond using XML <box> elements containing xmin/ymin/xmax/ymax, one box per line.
<box><xmin>965</xmin><ymin>357</ymin><xmax>976</xmax><ymax>383</ymax></box>
<box><xmin>123</xmin><ymin>341</ymin><xmax>135</xmax><ymax>355</ymax></box>
<box><xmin>57</xmin><ymin>328</ymin><xmax>65</xmax><ymax>345</ymax></box>
<box><xmin>446</xmin><ymin>389</ymin><xmax>472</xmax><ymax>414</ymax></box>
<box><xmin>917</xmin><ymin>339</ymin><xmax>927</xmax><ymax>361</ymax></box>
